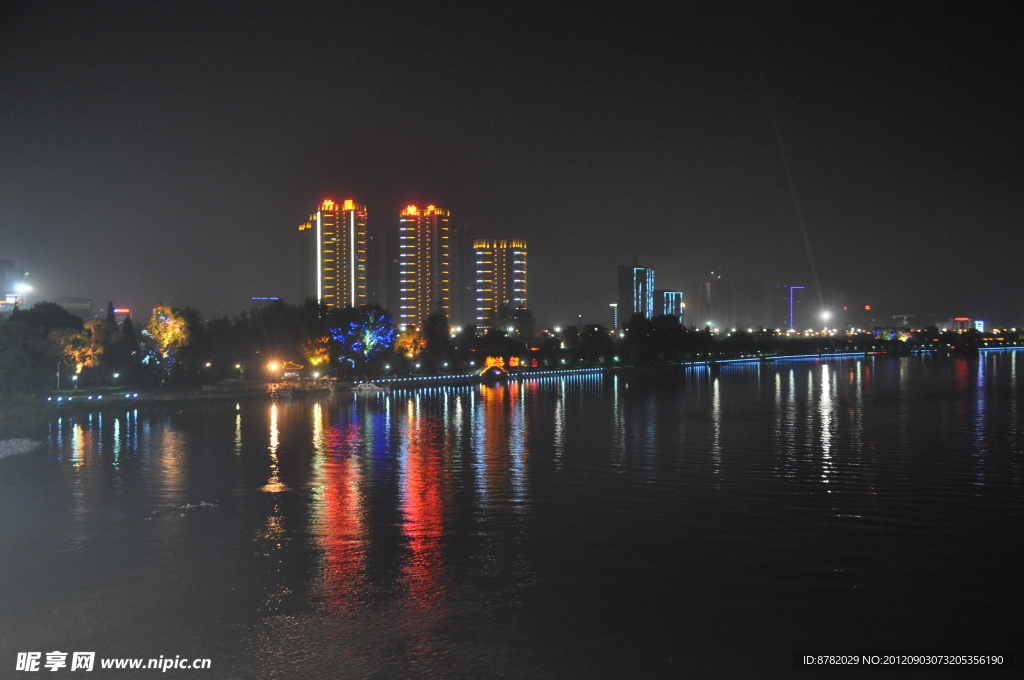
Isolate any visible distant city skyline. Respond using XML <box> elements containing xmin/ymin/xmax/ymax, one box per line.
<box><xmin>2</xmin><ymin>3</ymin><xmax>1021</xmax><ymax>326</ymax></box>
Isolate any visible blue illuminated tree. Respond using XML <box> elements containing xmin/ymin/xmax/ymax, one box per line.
<box><xmin>328</xmin><ymin>305</ymin><xmax>396</xmax><ymax>371</ymax></box>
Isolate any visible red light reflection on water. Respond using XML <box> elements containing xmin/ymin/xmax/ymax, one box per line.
<box><xmin>399</xmin><ymin>407</ymin><xmax>446</xmax><ymax>610</ymax></box>
<box><xmin>317</xmin><ymin>423</ymin><xmax>367</xmax><ymax>610</ymax></box>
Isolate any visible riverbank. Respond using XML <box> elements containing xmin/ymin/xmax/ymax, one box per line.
<box><xmin>16</xmin><ymin>346</ymin><xmax>1021</xmax><ymax>420</ymax></box>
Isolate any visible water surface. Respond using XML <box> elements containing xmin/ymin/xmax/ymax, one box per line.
<box><xmin>1</xmin><ymin>353</ymin><xmax>1021</xmax><ymax>678</ymax></box>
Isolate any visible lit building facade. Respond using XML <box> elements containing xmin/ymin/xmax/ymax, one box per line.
<box><xmin>299</xmin><ymin>199</ymin><xmax>368</xmax><ymax>308</ymax></box>
<box><xmin>397</xmin><ymin>204</ymin><xmax>453</xmax><ymax>327</ymax></box>
<box><xmin>655</xmin><ymin>289</ymin><xmax>685</xmax><ymax>325</ymax></box>
<box><xmin>774</xmin><ymin>284</ymin><xmax>806</xmax><ymax>330</ymax></box>
<box><xmin>473</xmin><ymin>239</ymin><xmax>527</xmax><ymax>329</ymax></box>
<box><xmin>617</xmin><ymin>265</ymin><xmax>655</xmax><ymax>320</ymax></box>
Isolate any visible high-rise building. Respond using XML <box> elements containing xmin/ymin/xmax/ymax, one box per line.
<box><xmin>0</xmin><ymin>260</ymin><xmax>27</xmax><ymax>315</ymax></box>
<box><xmin>0</xmin><ymin>260</ymin><xmax>15</xmax><ymax>297</ymax></box>
<box><xmin>617</xmin><ymin>265</ymin><xmax>655</xmax><ymax>320</ymax></box>
<box><xmin>54</xmin><ymin>297</ymin><xmax>93</xmax><ymax>320</ymax></box>
<box><xmin>699</xmin><ymin>273</ymin><xmax>772</xmax><ymax>330</ymax></box>
<box><xmin>397</xmin><ymin>204</ymin><xmax>454</xmax><ymax>328</ymax></box>
<box><xmin>473</xmin><ymin>239</ymin><xmax>527</xmax><ymax>330</ymax></box>
<box><xmin>774</xmin><ymin>284</ymin><xmax>806</xmax><ymax>330</ymax></box>
<box><xmin>298</xmin><ymin>199</ymin><xmax>368</xmax><ymax>308</ymax></box>
<box><xmin>449</xmin><ymin>222</ymin><xmax>474</xmax><ymax>326</ymax></box>
<box><xmin>655</xmin><ymin>289</ymin><xmax>685</xmax><ymax>325</ymax></box>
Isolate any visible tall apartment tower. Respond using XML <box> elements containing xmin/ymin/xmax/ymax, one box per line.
<box><xmin>298</xmin><ymin>199</ymin><xmax>368</xmax><ymax>308</ymax></box>
<box><xmin>617</xmin><ymin>265</ymin><xmax>655</xmax><ymax>320</ymax></box>
<box><xmin>397</xmin><ymin>204</ymin><xmax>454</xmax><ymax>328</ymax></box>
<box><xmin>655</xmin><ymin>289</ymin><xmax>685</xmax><ymax>324</ymax></box>
<box><xmin>473</xmin><ymin>239</ymin><xmax>527</xmax><ymax>330</ymax></box>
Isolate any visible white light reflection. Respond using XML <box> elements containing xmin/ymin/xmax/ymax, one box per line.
<box><xmin>973</xmin><ymin>356</ymin><xmax>987</xmax><ymax>485</ymax></box>
<box><xmin>711</xmin><ymin>377</ymin><xmax>721</xmax><ymax>478</ymax></box>
<box><xmin>1011</xmin><ymin>353</ymin><xmax>1019</xmax><ymax>454</ymax></box>
<box><xmin>509</xmin><ymin>384</ymin><xmax>528</xmax><ymax>510</ymax></box>
<box><xmin>553</xmin><ymin>381</ymin><xmax>566</xmax><ymax>471</ymax></box>
<box><xmin>112</xmin><ymin>417</ymin><xmax>121</xmax><ymax>467</ymax></box>
<box><xmin>819</xmin><ymin>364</ymin><xmax>833</xmax><ymax>489</ymax></box>
<box><xmin>262</xmin><ymin>403</ymin><xmax>286</xmax><ymax>492</ymax></box>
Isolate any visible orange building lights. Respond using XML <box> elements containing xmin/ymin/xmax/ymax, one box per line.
<box><xmin>398</xmin><ymin>204</ymin><xmax>453</xmax><ymax>327</ymax></box>
<box><xmin>473</xmin><ymin>239</ymin><xmax>527</xmax><ymax>329</ymax></box>
<box><xmin>299</xmin><ymin>198</ymin><xmax>368</xmax><ymax>308</ymax></box>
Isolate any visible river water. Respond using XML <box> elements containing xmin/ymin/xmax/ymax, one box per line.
<box><xmin>1</xmin><ymin>352</ymin><xmax>1021</xmax><ymax>678</ymax></box>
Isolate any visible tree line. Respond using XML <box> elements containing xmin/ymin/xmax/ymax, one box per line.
<box><xmin>0</xmin><ymin>299</ymin><xmax>1013</xmax><ymax>396</ymax></box>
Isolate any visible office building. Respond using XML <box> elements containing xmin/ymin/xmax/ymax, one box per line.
<box><xmin>474</xmin><ymin>239</ymin><xmax>527</xmax><ymax>330</ymax></box>
<box><xmin>617</xmin><ymin>265</ymin><xmax>655</xmax><ymax>320</ymax></box>
<box><xmin>699</xmin><ymin>273</ymin><xmax>772</xmax><ymax>330</ymax></box>
<box><xmin>774</xmin><ymin>284</ymin><xmax>807</xmax><ymax>330</ymax></box>
<box><xmin>298</xmin><ymin>199</ymin><xmax>368</xmax><ymax>308</ymax></box>
<box><xmin>0</xmin><ymin>260</ymin><xmax>28</xmax><ymax>315</ymax></box>
<box><xmin>655</xmin><ymin>289</ymin><xmax>685</xmax><ymax>325</ymax></box>
<box><xmin>397</xmin><ymin>204</ymin><xmax>454</xmax><ymax>327</ymax></box>
<box><xmin>54</xmin><ymin>297</ymin><xmax>93</xmax><ymax>320</ymax></box>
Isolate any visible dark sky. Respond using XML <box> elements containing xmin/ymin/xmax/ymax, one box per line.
<box><xmin>2</xmin><ymin>1</ymin><xmax>1022</xmax><ymax>327</ymax></box>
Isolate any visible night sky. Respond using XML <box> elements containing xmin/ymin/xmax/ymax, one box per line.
<box><xmin>2</xmin><ymin>1</ymin><xmax>1022</xmax><ymax>327</ymax></box>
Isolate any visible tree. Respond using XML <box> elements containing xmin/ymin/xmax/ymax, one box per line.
<box><xmin>143</xmin><ymin>305</ymin><xmax>190</xmax><ymax>384</ymax></box>
<box><xmin>301</xmin><ymin>336</ymin><xmax>332</xmax><ymax>368</ymax></box>
<box><xmin>580</xmin><ymin>324</ymin><xmax>614</xmax><ymax>364</ymax></box>
<box><xmin>0</xmin><ymin>321</ymin><xmax>47</xmax><ymax>394</ymax></box>
<box><xmin>50</xmin><ymin>319</ymin><xmax>105</xmax><ymax>376</ymax></box>
<box><xmin>329</xmin><ymin>305</ymin><xmax>396</xmax><ymax>370</ymax></box>
<box><xmin>423</xmin><ymin>307</ymin><xmax>454</xmax><ymax>369</ymax></box>
<box><xmin>394</xmin><ymin>327</ymin><xmax>426</xmax><ymax>360</ymax></box>
<box><xmin>493</xmin><ymin>305</ymin><xmax>535</xmax><ymax>340</ymax></box>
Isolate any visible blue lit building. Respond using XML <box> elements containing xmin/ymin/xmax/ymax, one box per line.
<box><xmin>617</xmin><ymin>265</ymin><xmax>655</xmax><ymax>321</ymax></box>
<box><xmin>655</xmin><ymin>289</ymin><xmax>685</xmax><ymax>324</ymax></box>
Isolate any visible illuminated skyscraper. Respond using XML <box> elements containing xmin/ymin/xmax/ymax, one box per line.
<box><xmin>617</xmin><ymin>265</ymin><xmax>655</xmax><ymax>320</ymax></box>
<box><xmin>397</xmin><ymin>204</ymin><xmax>453</xmax><ymax>327</ymax></box>
<box><xmin>655</xmin><ymin>289</ymin><xmax>685</xmax><ymax>324</ymax></box>
<box><xmin>473</xmin><ymin>239</ymin><xmax>527</xmax><ymax>329</ymax></box>
<box><xmin>299</xmin><ymin>199</ymin><xmax>368</xmax><ymax>308</ymax></box>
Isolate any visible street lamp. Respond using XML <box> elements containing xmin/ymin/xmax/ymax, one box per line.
<box><xmin>113</xmin><ymin>372</ymin><xmax>120</xmax><ymax>387</ymax></box>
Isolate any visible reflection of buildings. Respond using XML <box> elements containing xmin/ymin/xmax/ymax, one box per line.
<box><xmin>617</xmin><ymin>265</ymin><xmax>654</xmax><ymax>320</ymax></box>
<box><xmin>299</xmin><ymin>199</ymin><xmax>369</xmax><ymax>308</ymax></box>
<box><xmin>316</xmin><ymin>417</ymin><xmax>367</xmax><ymax>610</ymax></box>
<box><xmin>398</xmin><ymin>204</ymin><xmax>455</xmax><ymax>327</ymax></box>
<box><xmin>399</xmin><ymin>404</ymin><xmax>446</xmax><ymax>608</ymax></box>
<box><xmin>478</xmin><ymin>383</ymin><xmax>530</xmax><ymax>509</ymax></box>
<box><xmin>473</xmin><ymin>239</ymin><xmax>527</xmax><ymax>330</ymax></box>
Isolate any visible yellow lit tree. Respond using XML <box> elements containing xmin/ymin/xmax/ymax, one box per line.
<box><xmin>144</xmin><ymin>305</ymin><xmax>189</xmax><ymax>384</ymax></box>
<box><xmin>50</xmin><ymin>319</ymin><xmax>105</xmax><ymax>375</ymax></box>
<box><xmin>394</xmin><ymin>327</ymin><xmax>426</xmax><ymax>359</ymax></box>
<box><xmin>302</xmin><ymin>336</ymin><xmax>332</xmax><ymax>367</ymax></box>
